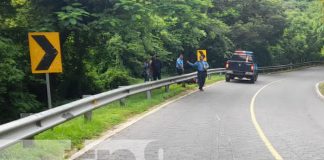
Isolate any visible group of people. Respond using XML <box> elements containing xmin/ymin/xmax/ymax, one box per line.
<box><xmin>143</xmin><ymin>53</ymin><xmax>209</xmax><ymax>91</ymax></box>
<box><xmin>142</xmin><ymin>54</ymin><xmax>162</xmax><ymax>82</ymax></box>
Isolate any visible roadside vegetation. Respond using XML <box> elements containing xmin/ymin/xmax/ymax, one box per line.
<box><xmin>319</xmin><ymin>83</ymin><xmax>324</xmax><ymax>96</ymax></box>
<box><xmin>0</xmin><ymin>0</ymin><xmax>323</xmax><ymax>124</ymax></box>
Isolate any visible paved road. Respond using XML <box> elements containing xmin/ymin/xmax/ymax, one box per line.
<box><xmin>76</xmin><ymin>66</ymin><xmax>324</xmax><ymax>160</ymax></box>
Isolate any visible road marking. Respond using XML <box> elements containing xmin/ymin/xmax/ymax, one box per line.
<box><xmin>216</xmin><ymin>113</ymin><xmax>221</xmax><ymax>121</ymax></box>
<box><xmin>250</xmin><ymin>80</ymin><xmax>283</xmax><ymax>160</ymax></box>
<box><xmin>70</xmin><ymin>81</ymin><xmax>224</xmax><ymax>159</ymax></box>
<box><xmin>315</xmin><ymin>81</ymin><xmax>324</xmax><ymax>101</ymax></box>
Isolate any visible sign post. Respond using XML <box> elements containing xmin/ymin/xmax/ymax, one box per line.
<box><xmin>45</xmin><ymin>73</ymin><xmax>52</xmax><ymax>109</ymax></box>
<box><xmin>28</xmin><ymin>32</ymin><xmax>62</xmax><ymax>109</ymax></box>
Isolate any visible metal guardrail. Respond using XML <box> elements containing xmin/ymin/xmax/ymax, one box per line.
<box><xmin>0</xmin><ymin>68</ymin><xmax>225</xmax><ymax>149</ymax></box>
<box><xmin>258</xmin><ymin>61</ymin><xmax>323</xmax><ymax>72</ymax></box>
<box><xmin>0</xmin><ymin>61</ymin><xmax>322</xmax><ymax>150</ymax></box>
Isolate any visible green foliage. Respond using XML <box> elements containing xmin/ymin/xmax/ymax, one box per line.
<box><xmin>56</xmin><ymin>3</ymin><xmax>90</xmax><ymax>30</ymax></box>
<box><xmin>270</xmin><ymin>0</ymin><xmax>324</xmax><ymax>63</ymax></box>
<box><xmin>0</xmin><ymin>0</ymin><xmax>323</xmax><ymax>123</ymax></box>
<box><xmin>99</xmin><ymin>68</ymin><xmax>131</xmax><ymax>90</ymax></box>
<box><xmin>0</xmin><ymin>37</ymin><xmax>41</xmax><ymax>123</ymax></box>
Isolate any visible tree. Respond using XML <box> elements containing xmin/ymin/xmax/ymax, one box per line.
<box><xmin>0</xmin><ymin>0</ymin><xmax>322</xmax><ymax>123</ymax></box>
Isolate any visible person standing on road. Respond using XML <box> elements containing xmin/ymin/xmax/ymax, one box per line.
<box><xmin>151</xmin><ymin>54</ymin><xmax>162</xmax><ymax>80</ymax></box>
<box><xmin>176</xmin><ymin>53</ymin><xmax>184</xmax><ymax>75</ymax></box>
<box><xmin>142</xmin><ymin>59</ymin><xmax>151</xmax><ymax>82</ymax></box>
<box><xmin>187</xmin><ymin>54</ymin><xmax>209</xmax><ymax>91</ymax></box>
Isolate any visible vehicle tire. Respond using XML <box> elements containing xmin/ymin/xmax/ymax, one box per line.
<box><xmin>225</xmin><ymin>74</ymin><xmax>231</xmax><ymax>82</ymax></box>
<box><xmin>250</xmin><ymin>76</ymin><xmax>255</xmax><ymax>84</ymax></box>
<box><xmin>255</xmin><ymin>74</ymin><xmax>258</xmax><ymax>81</ymax></box>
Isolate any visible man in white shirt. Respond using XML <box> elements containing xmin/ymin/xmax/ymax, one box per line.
<box><xmin>176</xmin><ymin>53</ymin><xmax>184</xmax><ymax>75</ymax></box>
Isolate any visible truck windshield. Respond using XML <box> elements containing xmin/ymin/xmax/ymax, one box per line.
<box><xmin>231</xmin><ymin>54</ymin><xmax>253</xmax><ymax>62</ymax></box>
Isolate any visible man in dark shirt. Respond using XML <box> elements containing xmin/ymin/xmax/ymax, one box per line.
<box><xmin>151</xmin><ymin>54</ymin><xmax>162</xmax><ymax>80</ymax></box>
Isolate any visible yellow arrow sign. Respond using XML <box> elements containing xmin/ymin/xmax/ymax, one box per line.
<box><xmin>28</xmin><ymin>32</ymin><xmax>62</xmax><ymax>74</ymax></box>
<box><xmin>197</xmin><ymin>50</ymin><xmax>207</xmax><ymax>61</ymax></box>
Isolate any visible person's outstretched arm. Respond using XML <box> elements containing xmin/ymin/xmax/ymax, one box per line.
<box><xmin>187</xmin><ymin>61</ymin><xmax>197</xmax><ymax>67</ymax></box>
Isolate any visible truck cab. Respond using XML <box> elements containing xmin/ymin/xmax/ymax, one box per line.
<box><xmin>225</xmin><ymin>50</ymin><xmax>258</xmax><ymax>83</ymax></box>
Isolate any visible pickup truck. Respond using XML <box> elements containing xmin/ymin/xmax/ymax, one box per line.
<box><xmin>225</xmin><ymin>51</ymin><xmax>258</xmax><ymax>83</ymax></box>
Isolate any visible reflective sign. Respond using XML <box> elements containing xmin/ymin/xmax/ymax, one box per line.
<box><xmin>197</xmin><ymin>50</ymin><xmax>207</xmax><ymax>61</ymax></box>
<box><xmin>28</xmin><ymin>32</ymin><xmax>62</xmax><ymax>73</ymax></box>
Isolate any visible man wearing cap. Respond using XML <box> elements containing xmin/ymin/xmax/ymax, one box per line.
<box><xmin>187</xmin><ymin>54</ymin><xmax>209</xmax><ymax>91</ymax></box>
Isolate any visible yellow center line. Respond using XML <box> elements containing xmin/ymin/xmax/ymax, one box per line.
<box><xmin>250</xmin><ymin>80</ymin><xmax>284</xmax><ymax>160</ymax></box>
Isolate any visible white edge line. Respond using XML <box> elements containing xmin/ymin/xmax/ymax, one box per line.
<box><xmin>69</xmin><ymin>80</ymin><xmax>224</xmax><ymax>160</ymax></box>
<box><xmin>250</xmin><ymin>79</ymin><xmax>284</xmax><ymax>160</ymax></box>
<box><xmin>315</xmin><ymin>81</ymin><xmax>324</xmax><ymax>101</ymax></box>
<box><xmin>216</xmin><ymin>113</ymin><xmax>221</xmax><ymax>121</ymax></box>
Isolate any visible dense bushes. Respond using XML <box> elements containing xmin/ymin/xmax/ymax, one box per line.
<box><xmin>99</xmin><ymin>68</ymin><xmax>131</xmax><ymax>90</ymax></box>
<box><xmin>0</xmin><ymin>37</ymin><xmax>41</xmax><ymax>123</ymax></box>
<box><xmin>0</xmin><ymin>0</ymin><xmax>323</xmax><ymax>123</ymax></box>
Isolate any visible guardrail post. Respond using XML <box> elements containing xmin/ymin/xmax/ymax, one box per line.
<box><xmin>20</xmin><ymin>113</ymin><xmax>33</xmax><ymax>119</ymax></box>
<box><xmin>82</xmin><ymin>95</ymin><xmax>93</xmax><ymax>122</ymax></box>
<box><xmin>20</xmin><ymin>113</ymin><xmax>35</xmax><ymax>148</ymax></box>
<box><xmin>120</xmin><ymin>98</ymin><xmax>126</xmax><ymax>106</ymax></box>
<box><xmin>84</xmin><ymin>111</ymin><xmax>92</xmax><ymax>122</ymax></box>
<box><xmin>165</xmin><ymin>85</ymin><xmax>170</xmax><ymax>92</ymax></box>
<box><xmin>182</xmin><ymin>82</ymin><xmax>186</xmax><ymax>87</ymax></box>
<box><xmin>146</xmin><ymin>90</ymin><xmax>152</xmax><ymax>99</ymax></box>
<box><xmin>118</xmin><ymin>86</ymin><xmax>127</xmax><ymax>106</ymax></box>
<box><xmin>144</xmin><ymin>83</ymin><xmax>152</xmax><ymax>99</ymax></box>
<box><xmin>23</xmin><ymin>136</ymin><xmax>34</xmax><ymax>148</ymax></box>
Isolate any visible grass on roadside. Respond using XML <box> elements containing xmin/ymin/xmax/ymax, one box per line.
<box><xmin>27</xmin><ymin>75</ymin><xmax>224</xmax><ymax>157</ymax></box>
<box><xmin>319</xmin><ymin>83</ymin><xmax>324</xmax><ymax>95</ymax></box>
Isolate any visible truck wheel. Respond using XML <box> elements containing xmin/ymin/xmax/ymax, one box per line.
<box><xmin>226</xmin><ymin>77</ymin><xmax>230</xmax><ymax>82</ymax></box>
<box><xmin>250</xmin><ymin>76</ymin><xmax>255</xmax><ymax>84</ymax></box>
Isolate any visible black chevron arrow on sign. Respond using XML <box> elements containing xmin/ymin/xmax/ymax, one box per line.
<box><xmin>32</xmin><ymin>35</ymin><xmax>58</xmax><ymax>70</ymax></box>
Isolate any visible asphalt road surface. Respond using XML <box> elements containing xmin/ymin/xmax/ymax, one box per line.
<box><xmin>75</xmin><ymin>66</ymin><xmax>324</xmax><ymax>160</ymax></box>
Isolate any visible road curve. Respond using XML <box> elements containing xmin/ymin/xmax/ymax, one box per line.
<box><xmin>75</xmin><ymin>66</ymin><xmax>324</xmax><ymax>160</ymax></box>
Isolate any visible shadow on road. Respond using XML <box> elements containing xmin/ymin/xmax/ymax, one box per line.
<box><xmin>228</xmin><ymin>79</ymin><xmax>255</xmax><ymax>84</ymax></box>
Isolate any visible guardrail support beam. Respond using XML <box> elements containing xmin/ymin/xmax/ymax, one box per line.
<box><xmin>23</xmin><ymin>136</ymin><xmax>34</xmax><ymax>148</ymax></box>
<box><xmin>146</xmin><ymin>90</ymin><xmax>151</xmax><ymax>99</ymax></box>
<box><xmin>120</xmin><ymin>98</ymin><xmax>126</xmax><ymax>106</ymax></box>
<box><xmin>165</xmin><ymin>85</ymin><xmax>170</xmax><ymax>92</ymax></box>
<box><xmin>84</xmin><ymin>111</ymin><xmax>92</xmax><ymax>122</ymax></box>
<box><xmin>82</xmin><ymin>95</ymin><xmax>93</xmax><ymax>122</ymax></box>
